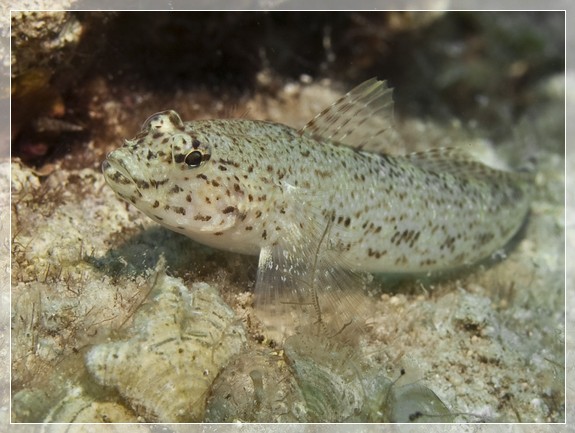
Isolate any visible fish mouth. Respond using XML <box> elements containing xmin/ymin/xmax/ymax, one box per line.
<box><xmin>102</xmin><ymin>153</ymin><xmax>135</xmax><ymax>186</ymax></box>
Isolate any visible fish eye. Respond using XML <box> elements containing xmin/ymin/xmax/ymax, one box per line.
<box><xmin>184</xmin><ymin>150</ymin><xmax>204</xmax><ymax>168</ymax></box>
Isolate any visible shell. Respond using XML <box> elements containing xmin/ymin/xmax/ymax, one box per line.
<box><xmin>42</xmin><ymin>387</ymin><xmax>138</xmax><ymax>423</ymax></box>
<box><xmin>282</xmin><ymin>331</ymin><xmax>454</xmax><ymax>422</ymax></box>
<box><xmin>12</xmin><ymin>387</ymin><xmax>62</xmax><ymax>423</ymax></box>
<box><xmin>385</xmin><ymin>382</ymin><xmax>455</xmax><ymax>423</ymax></box>
<box><xmin>205</xmin><ymin>347</ymin><xmax>307</xmax><ymax>422</ymax></box>
<box><xmin>85</xmin><ymin>272</ymin><xmax>246</xmax><ymax>422</ymax></box>
<box><xmin>282</xmin><ymin>332</ymin><xmax>369</xmax><ymax>422</ymax></box>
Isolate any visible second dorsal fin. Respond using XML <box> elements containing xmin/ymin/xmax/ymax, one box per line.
<box><xmin>299</xmin><ymin>78</ymin><xmax>398</xmax><ymax>152</ymax></box>
<box><xmin>402</xmin><ymin>147</ymin><xmax>530</xmax><ymax>183</ymax></box>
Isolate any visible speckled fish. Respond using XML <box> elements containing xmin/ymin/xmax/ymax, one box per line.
<box><xmin>102</xmin><ymin>79</ymin><xmax>533</xmax><ymax>331</ymax></box>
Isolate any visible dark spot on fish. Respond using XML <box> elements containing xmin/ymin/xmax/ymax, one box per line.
<box><xmin>220</xmin><ymin>158</ymin><xmax>240</xmax><ymax>168</ymax></box>
<box><xmin>394</xmin><ymin>255</ymin><xmax>408</xmax><ymax>265</ymax></box>
<box><xmin>135</xmin><ymin>179</ymin><xmax>150</xmax><ymax>189</ymax></box>
<box><xmin>110</xmin><ymin>172</ymin><xmax>131</xmax><ymax>185</ymax></box>
<box><xmin>194</xmin><ymin>214</ymin><xmax>212</xmax><ymax>221</ymax></box>
<box><xmin>367</xmin><ymin>248</ymin><xmax>387</xmax><ymax>259</ymax></box>
<box><xmin>420</xmin><ymin>258</ymin><xmax>437</xmax><ymax>267</ymax></box>
<box><xmin>409</xmin><ymin>231</ymin><xmax>420</xmax><ymax>247</ymax></box>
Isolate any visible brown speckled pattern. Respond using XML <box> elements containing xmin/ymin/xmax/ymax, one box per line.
<box><xmin>103</xmin><ymin>109</ymin><xmax>531</xmax><ymax>274</ymax></box>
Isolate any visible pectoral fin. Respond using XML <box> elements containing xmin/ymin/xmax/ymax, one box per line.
<box><xmin>254</xmin><ymin>210</ymin><xmax>371</xmax><ymax>342</ymax></box>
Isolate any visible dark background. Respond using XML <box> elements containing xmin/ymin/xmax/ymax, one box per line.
<box><xmin>11</xmin><ymin>11</ymin><xmax>565</xmax><ymax>166</ymax></box>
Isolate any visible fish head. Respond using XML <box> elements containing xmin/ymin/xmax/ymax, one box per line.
<box><xmin>102</xmin><ymin>110</ymin><xmax>251</xmax><ymax>237</ymax></box>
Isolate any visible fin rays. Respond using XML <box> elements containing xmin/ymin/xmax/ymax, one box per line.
<box><xmin>300</xmin><ymin>78</ymin><xmax>398</xmax><ymax>152</ymax></box>
<box><xmin>254</xmin><ymin>193</ymin><xmax>371</xmax><ymax>341</ymax></box>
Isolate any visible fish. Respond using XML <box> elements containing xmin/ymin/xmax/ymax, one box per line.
<box><xmin>102</xmin><ymin>78</ymin><xmax>533</xmax><ymax>334</ymax></box>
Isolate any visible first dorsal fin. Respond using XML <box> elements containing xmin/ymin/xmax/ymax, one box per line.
<box><xmin>299</xmin><ymin>78</ymin><xmax>398</xmax><ymax>153</ymax></box>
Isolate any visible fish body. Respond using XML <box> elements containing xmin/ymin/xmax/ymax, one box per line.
<box><xmin>103</xmin><ymin>79</ymin><xmax>532</xmax><ymax>328</ymax></box>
